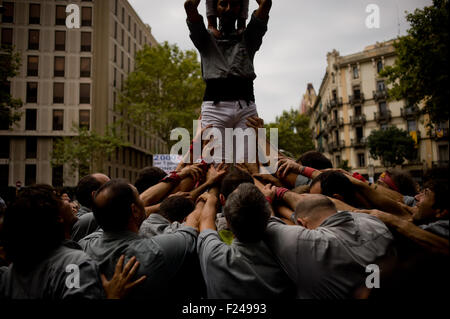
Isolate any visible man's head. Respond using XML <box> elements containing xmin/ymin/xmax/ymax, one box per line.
<box><xmin>75</xmin><ymin>173</ymin><xmax>110</xmax><ymax>209</ymax></box>
<box><xmin>310</xmin><ymin>171</ymin><xmax>356</xmax><ymax>204</ymax></box>
<box><xmin>215</xmin><ymin>0</ymin><xmax>243</xmax><ymax>33</ymax></box>
<box><xmin>413</xmin><ymin>167</ymin><xmax>449</xmax><ymax>223</ymax></box>
<box><xmin>294</xmin><ymin>194</ymin><xmax>337</xmax><ymax>229</ymax></box>
<box><xmin>93</xmin><ymin>179</ymin><xmax>145</xmax><ymax>232</ymax></box>
<box><xmin>224</xmin><ymin>183</ymin><xmax>271</xmax><ymax>243</ymax></box>
<box><xmin>377</xmin><ymin>169</ymin><xmax>418</xmax><ymax>196</ymax></box>
<box><xmin>134</xmin><ymin>166</ymin><xmax>167</xmax><ymax>194</ymax></box>
<box><xmin>3</xmin><ymin>185</ymin><xmax>71</xmax><ymax>270</ymax></box>
<box><xmin>219</xmin><ymin>167</ymin><xmax>254</xmax><ymax>206</ymax></box>
<box><xmin>297</xmin><ymin>151</ymin><xmax>333</xmax><ymax>170</ymax></box>
<box><xmin>159</xmin><ymin>195</ymin><xmax>195</xmax><ymax>223</ymax></box>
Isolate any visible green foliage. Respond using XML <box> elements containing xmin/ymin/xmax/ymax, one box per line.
<box><xmin>265</xmin><ymin>109</ymin><xmax>314</xmax><ymax>160</ymax></box>
<box><xmin>51</xmin><ymin>126</ymin><xmax>128</xmax><ymax>177</ymax></box>
<box><xmin>381</xmin><ymin>0</ymin><xmax>449</xmax><ymax>124</ymax></box>
<box><xmin>117</xmin><ymin>42</ymin><xmax>204</xmax><ymax>145</ymax></box>
<box><xmin>338</xmin><ymin>159</ymin><xmax>351</xmax><ymax>171</ymax></box>
<box><xmin>0</xmin><ymin>47</ymin><xmax>23</xmax><ymax>129</ymax></box>
<box><xmin>367</xmin><ymin>126</ymin><xmax>416</xmax><ymax>167</ymax></box>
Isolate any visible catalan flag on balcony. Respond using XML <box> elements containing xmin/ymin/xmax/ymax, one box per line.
<box><xmin>409</xmin><ymin>131</ymin><xmax>418</xmax><ymax>148</ymax></box>
<box><xmin>436</xmin><ymin>128</ymin><xmax>444</xmax><ymax>138</ymax></box>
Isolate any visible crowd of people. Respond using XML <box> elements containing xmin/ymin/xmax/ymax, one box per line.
<box><xmin>0</xmin><ymin>132</ymin><xmax>448</xmax><ymax>299</ymax></box>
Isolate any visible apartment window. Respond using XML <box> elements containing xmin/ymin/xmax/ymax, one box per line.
<box><xmin>26</xmin><ymin>82</ymin><xmax>38</xmax><ymax>103</ymax></box>
<box><xmin>80</xmin><ymin>57</ymin><xmax>91</xmax><ymax>77</ymax></box>
<box><xmin>407</xmin><ymin>120</ymin><xmax>417</xmax><ymax>132</ymax></box>
<box><xmin>25</xmin><ymin>164</ymin><xmax>36</xmax><ymax>186</ymax></box>
<box><xmin>28</xmin><ymin>30</ymin><xmax>39</xmax><ymax>50</ymax></box>
<box><xmin>29</xmin><ymin>4</ymin><xmax>40</xmax><ymax>25</ymax></box>
<box><xmin>377</xmin><ymin>60</ymin><xmax>383</xmax><ymax>73</ymax></box>
<box><xmin>355</xmin><ymin>106</ymin><xmax>362</xmax><ymax>117</ymax></box>
<box><xmin>27</xmin><ymin>56</ymin><xmax>39</xmax><ymax>76</ymax></box>
<box><xmin>81</xmin><ymin>7</ymin><xmax>92</xmax><ymax>27</ymax></box>
<box><xmin>53</xmin><ymin>83</ymin><xmax>64</xmax><ymax>104</ymax></box>
<box><xmin>353</xmin><ymin>87</ymin><xmax>361</xmax><ymax>99</ymax></box>
<box><xmin>377</xmin><ymin>80</ymin><xmax>385</xmax><ymax>92</ymax></box>
<box><xmin>121</xmin><ymin>29</ymin><xmax>124</xmax><ymax>46</ymax></box>
<box><xmin>356</xmin><ymin>127</ymin><xmax>364</xmax><ymax>140</ymax></box>
<box><xmin>81</xmin><ymin>32</ymin><xmax>91</xmax><ymax>51</ymax></box>
<box><xmin>0</xmin><ymin>165</ymin><xmax>8</xmax><ymax>187</ymax></box>
<box><xmin>1</xmin><ymin>28</ymin><xmax>13</xmax><ymax>47</ymax></box>
<box><xmin>379</xmin><ymin>101</ymin><xmax>388</xmax><ymax>114</ymax></box>
<box><xmin>134</xmin><ymin>43</ymin><xmax>136</xmax><ymax>57</ymax></box>
<box><xmin>121</xmin><ymin>51</ymin><xmax>124</xmax><ymax>68</ymax></box>
<box><xmin>122</xmin><ymin>7</ymin><xmax>125</xmax><ymax>23</ymax></box>
<box><xmin>2</xmin><ymin>2</ymin><xmax>14</xmax><ymax>23</ymax></box>
<box><xmin>357</xmin><ymin>153</ymin><xmax>365</xmax><ymax>168</ymax></box>
<box><xmin>114</xmin><ymin>21</ymin><xmax>117</xmax><ymax>39</ymax></box>
<box><xmin>134</xmin><ymin>23</ymin><xmax>137</xmax><ymax>37</ymax></box>
<box><xmin>381</xmin><ymin>124</ymin><xmax>389</xmax><ymax>130</ymax></box>
<box><xmin>128</xmin><ymin>36</ymin><xmax>130</xmax><ymax>53</ymax></box>
<box><xmin>121</xmin><ymin>74</ymin><xmax>124</xmax><ymax>90</ymax></box>
<box><xmin>52</xmin><ymin>166</ymin><xmax>64</xmax><ymax>187</ymax></box>
<box><xmin>26</xmin><ymin>137</ymin><xmax>37</xmax><ymax>159</ymax></box>
<box><xmin>114</xmin><ymin>44</ymin><xmax>117</xmax><ymax>62</ymax></box>
<box><xmin>335</xmin><ymin>155</ymin><xmax>341</xmax><ymax>166</ymax></box>
<box><xmin>113</xmin><ymin>68</ymin><xmax>117</xmax><ymax>87</ymax></box>
<box><xmin>127</xmin><ymin>58</ymin><xmax>130</xmax><ymax>74</ymax></box>
<box><xmin>54</xmin><ymin>56</ymin><xmax>65</xmax><ymax>77</ymax></box>
<box><xmin>144</xmin><ymin>36</ymin><xmax>147</xmax><ymax>45</ymax></box>
<box><xmin>115</xmin><ymin>0</ymin><xmax>118</xmax><ymax>15</ymax></box>
<box><xmin>53</xmin><ymin>110</ymin><xmax>64</xmax><ymax>131</ymax></box>
<box><xmin>438</xmin><ymin>145</ymin><xmax>449</xmax><ymax>162</ymax></box>
<box><xmin>55</xmin><ymin>5</ymin><xmax>66</xmax><ymax>25</ymax></box>
<box><xmin>79</xmin><ymin>83</ymin><xmax>90</xmax><ymax>104</ymax></box>
<box><xmin>25</xmin><ymin>109</ymin><xmax>37</xmax><ymax>130</ymax></box>
<box><xmin>352</xmin><ymin>65</ymin><xmax>359</xmax><ymax>79</ymax></box>
<box><xmin>79</xmin><ymin>110</ymin><xmax>90</xmax><ymax>129</ymax></box>
<box><xmin>128</xmin><ymin>15</ymin><xmax>131</xmax><ymax>31</ymax></box>
<box><xmin>331</xmin><ymin>73</ymin><xmax>335</xmax><ymax>84</ymax></box>
<box><xmin>0</xmin><ymin>137</ymin><xmax>10</xmax><ymax>158</ymax></box>
<box><xmin>332</xmin><ymin>90</ymin><xmax>337</xmax><ymax>101</ymax></box>
<box><xmin>139</xmin><ymin>30</ymin><xmax>142</xmax><ymax>45</ymax></box>
<box><xmin>55</xmin><ymin>31</ymin><xmax>65</xmax><ymax>51</ymax></box>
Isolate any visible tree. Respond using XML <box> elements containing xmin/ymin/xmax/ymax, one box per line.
<box><xmin>381</xmin><ymin>0</ymin><xmax>449</xmax><ymax>124</ymax></box>
<box><xmin>265</xmin><ymin>109</ymin><xmax>314</xmax><ymax>160</ymax></box>
<box><xmin>0</xmin><ymin>47</ymin><xmax>23</xmax><ymax>129</ymax></box>
<box><xmin>367</xmin><ymin>126</ymin><xmax>416</xmax><ymax>167</ymax></box>
<box><xmin>51</xmin><ymin>126</ymin><xmax>127</xmax><ymax>178</ymax></box>
<box><xmin>117</xmin><ymin>42</ymin><xmax>204</xmax><ymax>145</ymax></box>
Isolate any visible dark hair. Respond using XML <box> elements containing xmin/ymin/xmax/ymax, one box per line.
<box><xmin>134</xmin><ymin>166</ymin><xmax>167</xmax><ymax>194</ymax></box>
<box><xmin>159</xmin><ymin>196</ymin><xmax>195</xmax><ymax>223</ymax></box>
<box><xmin>224</xmin><ymin>183</ymin><xmax>270</xmax><ymax>243</ymax></box>
<box><xmin>220</xmin><ymin>167</ymin><xmax>254</xmax><ymax>199</ymax></box>
<box><xmin>386</xmin><ymin>169</ymin><xmax>418</xmax><ymax>196</ymax></box>
<box><xmin>93</xmin><ymin>179</ymin><xmax>137</xmax><ymax>232</ymax></box>
<box><xmin>423</xmin><ymin>166</ymin><xmax>449</xmax><ymax>211</ymax></box>
<box><xmin>298</xmin><ymin>151</ymin><xmax>333</xmax><ymax>170</ymax></box>
<box><xmin>3</xmin><ymin>185</ymin><xmax>65</xmax><ymax>271</ymax></box>
<box><xmin>75</xmin><ymin>175</ymin><xmax>104</xmax><ymax>208</ymax></box>
<box><xmin>311</xmin><ymin>171</ymin><xmax>356</xmax><ymax>204</ymax></box>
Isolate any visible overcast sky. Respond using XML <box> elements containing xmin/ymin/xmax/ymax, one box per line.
<box><xmin>128</xmin><ymin>0</ymin><xmax>431</xmax><ymax>123</ymax></box>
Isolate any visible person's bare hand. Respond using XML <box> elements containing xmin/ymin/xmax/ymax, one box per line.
<box><xmin>276</xmin><ymin>158</ymin><xmax>302</xmax><ymax>179</ymax></box>
<box><xmin>101</xmin><ymin>255</ymin><xmax>146</xmax><ymax>299</ymax></box>
<box><xmin>246</xmin><ymin>116</ymin><xmax>264</xmax><ymax>130</ymax></box>
<box><xmin>260</xmin><ymin>183</ymin><xmax>276</xmax><ymax>202</ymax></box>
<box><xmin>169</xmin><ymin>191</ymin><xmax>194</xmax><ymax>202</ymax></box>
<box><xmin>196</xmin><ymin>191</ymin><xmax>216</xmax><ymax>204</ymax></box>
<box><xmin>206</xmin><ymin>163</ymin><xmax>228</xmax><ymax>184</ymax></box>
<box><xmin>208</xmin><ymin>26</ymin><xmax>222</xmax><ymax>39</ymax></box>
<box><xmin>178</xmin><ymin>163</ymin><xmax>204</xmax><ymax>182</ymax></box>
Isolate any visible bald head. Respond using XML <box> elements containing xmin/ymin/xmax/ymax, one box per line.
<box><xmin>295</xmin><ymin>194</ymin><xmax>337</xmax><ymax>229</ymax></box>
<box><xmin>76</xmin><ymin>173</ymin><xmax>110</xmax><ymax>209</ymax></box>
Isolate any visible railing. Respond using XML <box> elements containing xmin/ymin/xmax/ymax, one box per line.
<box><xmin>351</xmin><ymin>137</ymin><xmax>366</xmax><ymax>148</ymax></box>
<box><xmin>373</xmin><ymin>89</ymin><xmax>388</xmax><ymax>102</ymax></box>
<box><xmin>349</xmin><ymin>93</ymin><xmax>365</xmax><ymax>106</ymax></box>
<box><xmin>432</xmin><ymin>160</ymin><xmax>449</xmax><ymax>168</ymax></box>
<box><xmin>374</xmin><ymin>110</ymin><xmax>392</xmax><ymax>123</ymax></box>
<box><xmin>350</xmin><ymin>114</ymin><xmax>366</xmax><ymax>126</ymax></box>
<box><xmin>328</xmin><ymin>140</ymin><xmax>345</xmax><ymax>152</ymax></box>
<box><xmin>430</xmin><ymin>128</ymin><xmax>449</xmax><ymax>140</ymax></box>
<box><xmin>401</xmin><ymin>105</ymin><xmax>420</xmax><ymax>119</ymax></box>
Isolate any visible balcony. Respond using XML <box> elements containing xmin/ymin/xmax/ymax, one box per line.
<box><xmin>328</xmin><ymin>118</ymin><xmax>338</xmax><ymax>129</ymax></box>
<box><xmin>351</xmin><ymin>137</ymin><xmax>366</xmax><ymax>148</ymax></box>
<box><xmin>350</xmin><ymin>114</ymin><xmax>366</xmax><ymax>126</ymax></box>
<box><xmin>338</xmin><ymin>117</ymin><xmax>344</xmax><ymax>127</ymax></box>
<box><xmin>374</xmin><ymin>110</ymin><xmax>392</xmax><ymax>123</ymax></box>
<box><xmin>349</xmin><ymin>93</ymin><xmax>365</xmax><ymax>106</ymax></box>
<box><xmin>373</xmin><ymin>89</ymin><xmax>388</xmax><ymax>102</ymax></box>
<box><xmin>401</xmin><ymin>105</ymin><xmax>420</xmax><ymax>119</ymax></box>
<box><xmin>432</xmin><ymin>160</ymin><xmax>449</xmax><ymax>168</ymax></box>
<box><xmin>328</xmin><ymin>140</ymin><xmax>345</xmax><ymax>152</ymax></box>
<box><xmin>430</xmin><ymin>128</ymin><xmax>449</xmax><ymax>140</ymax></box>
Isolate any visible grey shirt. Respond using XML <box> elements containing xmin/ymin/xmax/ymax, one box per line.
<box><xmin>198</xmin><ymin>229</ymin><xmax>295</xmax><ymax>299</ymax></box>
<box><xmin>295</xmin><ymin>174</ymin><xmax>311</xmax><ymax>188</ymax></box>
<box><xmin>78</xmin><ymin>226</ymin><xmax>198</xmax><ymax>299</ymax></box>
<box><xmin>76</xmin><ymin>205</ymin><xmax>92</xmax><ymax>218</ymax></box>
<box><xmin>187</xmin><ymin>13</ymin><xmax>268</xmax><ymax>81</ymax></box>
<box><xmin>264</xmin><ymin>211</ymin><xmax>394</xmax><ymax>299</ymax></box>
<box><xmin>71</xmin><ymin>212</ymin><xmax>100</xmax><ymax>242</ymax></box>
<box><xmin>0</xmin><ymin>241</ymin><xmax>104</xmax><ymax>299</ymax></box>
<box><xmin>419</xmin><ymin>219</ymin><xmax>449</xmax><ymax>238</ymax></box>
<box><xmin>139</xmin><ymin>213</ymin><xmax>183</xmax><ymax>238</ymax></box>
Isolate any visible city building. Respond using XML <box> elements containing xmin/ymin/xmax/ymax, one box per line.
<box><xmin>0</xmin><ymin>0</ymin><xmax>168</xmax><ymax>188</ymax></box>
<box><xmin>308</xmin><ymin>40</ymin><xmax>449</xmax><ymax>180</ymax></box>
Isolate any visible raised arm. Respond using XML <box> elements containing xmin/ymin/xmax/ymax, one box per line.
<box><xmin>198</xmin><ymin>191</ymin><xmax>219</xmax><ymax>232</ymax></box>
<box><xmin>185</xmin><ymin>0</ymin><xmax>202</xmax><ymax>23</ymax></box>
<box><xmin>255</xmin><ymin>0</ymin><xmax>272</xmax><ymax>21</ymax></box>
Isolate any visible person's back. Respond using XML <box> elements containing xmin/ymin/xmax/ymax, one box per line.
<box><xmin>0</xmin><ymin>241</ymin><xmax>103</xmax><ymax>299</ymax></box>
<box><xmin>79</xmin><ymin>227</ymin><xmax>197</xmax><ymax>298</ymax></box>
<box><xmin>265</xmin><ymin>195</ymin><xmax>393</xmax><ymax>299</ymax></box>
<box><xmin>198</xmin><ymin>183</ymin><xmax>294</xmax><ymax>299</ymax></box>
